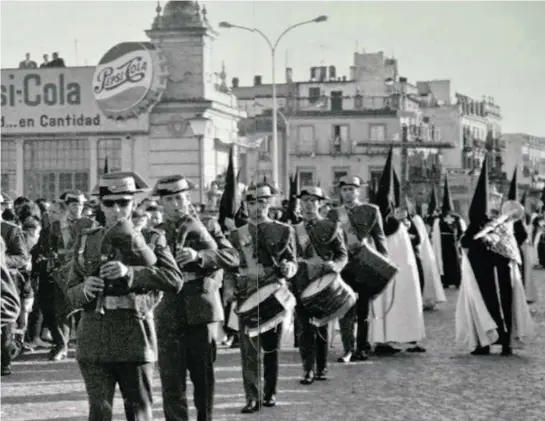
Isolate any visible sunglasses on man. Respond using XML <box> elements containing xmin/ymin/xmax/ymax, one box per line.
<box><xmin>102</xmin><ymin>199</ymin><xmax>132</xmax><ymax>208</ymax></box>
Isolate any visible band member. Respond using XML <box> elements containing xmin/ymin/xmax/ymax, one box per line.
<box><xmin>460</xmin><ymin>158</ymin><xmax>533</xmax><ymax>356</ymax></box>
<box><xmin>1</xmin><ymin>200</ymin><xmax>31</xmax><ymax>376</ymax></box>
<box><xmin>1</xmin><ymin>236</ymin><xmax>21</xmax><ymax>329</ymax></box>
<box><xmin>152</xmin><ymin>175</ymin><xmax>239</xmax><ymax>421</ymax></box>
<box><xmin>369</xmin><ymin>151</ymin><xmax>425</xmax><ymax>354</ymax></box>
<box><xmin>33</xmin><ymin>195</ymin><xmax>95</xmax><ymax>361</ymax></box>
<box><xmin>327</xmin><ymin>175</ymin><xmax>388</xmax><ymax>362</ymax></box>
<box><xmin>64</xmin><ymin>172</ymin><xmax>184</xmax><ymax>421</ymax></box>
<box><xmin>431</xmin><ymin>176</ymin><xmax>466</xmax><ymax>289</ymax></box>
<box><xmin>291</xmin><ymin>186</ymin><xmax>348</xmax><ymax>384</ymax></box>
<box><xmin>227</xmin><ymin>182</ymin><xmax>298</xmax><ymax>413</ymax></box>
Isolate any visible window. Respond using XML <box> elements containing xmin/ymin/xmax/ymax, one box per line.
<box><xmin>23</xmin><ymin>139</ymin><xmax>90</xmax><ymax>200</ymax></box>
<box><xmin>297</xmin><ymin>169</ymin><xmax>315</xmax><ymax>188</ymax></box>
<box><xmin>97</xmin><ymin>138</ymin><xmax>122</xmax><ymax>177</ymax></box>
<box><xmin>333</xmin><ymin>168</ymin><xmax>349</xmax><ymax>185</ymax></box>
<box><xmin>333</xmin><ymin>125</ymin><xmax>349</xmax><ymax>141</ymax></box>
<box><xmin>1</xmin><ymin>140</ymin><xmax>16</xmax><ymax>193</ymax></box>
<box><xmin>369</xmin><ymin>124</ymin><xmax>386</xmax><ymax>142</ymax></box>
<box><xmin>309</xmin><ymin>87</ymin><xmax>321</xmax><ymax>103</ymax></box>
<box><xmin>297</xmin><ymin>126</ymin><xmax>315</xmax><ymax>153</ymax></box>
<box><xmin>330</xmin><ymin>91</ymin><xmax>343</xmax><ymax>111</ymax></box>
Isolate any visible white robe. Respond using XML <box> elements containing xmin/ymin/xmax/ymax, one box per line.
<box><xmin>413</xmin><ymin>215</ymin><xmax>446</xmax><ymax>307</ymax></box>
<box><xmin>369</xmin><ymin>224</ymin><xmax>425</xmax><ymax>344</ymax></box>
<box><xmin>455</xmin><ymin>250</ymin><xmax>535</xmax><ymax>352</ymax></box>
<box><xmin>521</xmin><ymin>242</ymin><xmax>539</xmax><ymax>303</ymax></box>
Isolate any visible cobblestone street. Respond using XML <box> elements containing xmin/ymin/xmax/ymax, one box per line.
<box><xmin>2</xmin><ymin>279</ymin><xmax>544</xmax><ymax>421</ymax></box>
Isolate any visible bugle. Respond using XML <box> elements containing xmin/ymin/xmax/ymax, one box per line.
<box><xmin>473</xmin><ymin>200</ymin><xmax>525</xmax><ymax>240</ymax></box>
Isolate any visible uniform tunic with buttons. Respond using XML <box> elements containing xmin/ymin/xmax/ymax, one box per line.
<box><xmin>65</xmin><ymin>226</ymin><xmax>183</xmax><ymax>362</ymax></box>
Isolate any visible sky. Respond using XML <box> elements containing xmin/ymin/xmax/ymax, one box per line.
<box><xmin>1</xmin><ymin>0</ymin><xmax>544</xmax><ymax>136</ymax></box>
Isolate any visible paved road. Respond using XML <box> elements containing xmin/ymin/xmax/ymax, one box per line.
<box><xmin>2</xmin><ymin>277</ymin><xmax>544</xmax><ymax>421</ymax></box>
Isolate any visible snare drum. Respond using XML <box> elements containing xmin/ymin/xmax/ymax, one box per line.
<box><xmin>300</xmin><ymin>273</ymin><xmax>356</xmax><ymax>327</ymax></box>
<box><xmin>237</xmin><ymin>283</ymin><xmax>296</xmax><ymax>337</ymax></box>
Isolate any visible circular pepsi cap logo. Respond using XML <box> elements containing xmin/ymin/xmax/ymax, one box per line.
<box><xmin>93</xmin><ymin>42</ymin><xmax>167</xmax><ymax>120</ymax></box>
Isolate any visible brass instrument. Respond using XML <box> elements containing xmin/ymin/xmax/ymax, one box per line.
<box><xmin>473</xmin><ymin>200</ymin><xmax>524</xmax><ymax>262</ymax></box>
<box><xmin>473</xmin><ymin>200</ymin><xmax>525</xmax><ymax>240</ymax></box>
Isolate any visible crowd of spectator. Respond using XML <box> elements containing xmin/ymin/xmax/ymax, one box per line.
<box><xmin>18</xmin><ymin>52</ymin><xmax>65</xmax><ymax>69</ymax></box>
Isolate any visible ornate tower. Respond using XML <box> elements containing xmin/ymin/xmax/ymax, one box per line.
<box><xmin>146</xmin><ymin>1</ymin><xmax>217</xmax><ymax>100</ymax></box>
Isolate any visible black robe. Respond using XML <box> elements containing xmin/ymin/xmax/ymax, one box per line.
<box><xmin>513</xmin><ymin>220</ymin><xmax>529</xmax><ymax>286</ymax></box>
<box><xmin>461</xmin><ymin>218</ymin><xmax>513</xmax><ymax>347</ymax></box>
<box><xmin>407</xmin><ymin>219</ymin><xmax>424</xmax><ymax>294</ymax></box>
<box><xmin>437</xmin><ymin>215</ymin><xmax>463</xmax><ymax>287</ymax></box>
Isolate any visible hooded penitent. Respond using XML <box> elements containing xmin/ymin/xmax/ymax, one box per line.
<box><xmin>393</xmin><ymin>170</ymin><xmax>401</xmax><ymax>209</ymax></box>
<box><xmin>468</xmin><ymin>157</ymin><xmax>490</xmax><ymax>224</ymax></box>
<box><xmin>218</xmin><ymin>145</ymin><xmax>238</xmax><ymax>232</ymax></box>
<box><xmin>507</xmin><ymin>166</ymin><xmax>518</xmax><ymax>201</ymax></box>
<box><xmin>441</xmin><ymin>176</ymin><xmax>455</xmax><ymax>215</ymax></box>
<box><xmin>428</xmin><ymin>187</ymin><xmax>438</xmax><ymax>215</ymax></box>
<box><xmin>375</xmin><ymin>147</ymin><xmax>400</xmax><ymax>235</ymax></box>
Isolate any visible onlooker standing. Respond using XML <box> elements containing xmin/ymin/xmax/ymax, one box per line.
<box><xmin>19</xmin><ymin>53</ymin><xmax>37</xmax><ymax>69</ymax></box>
<box><xmin>40</xmin><ymin>54</ymin><xmax>49</xmax><ymax>68</ymax></box>
<box><xmin>49</xmin><ymin>52</ymin><xmax>65</xmax><ymax>68</ymax></box>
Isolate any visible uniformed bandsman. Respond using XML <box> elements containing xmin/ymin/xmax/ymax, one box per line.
<box><xmin>227</xmin><ymin>182</ymin><xmax>298</xmax><ymax>414</ymax></box>
<box><xmin>1</xmin><ymin>199</ymin><xmax>32</xmax><ymax>376</ymax></box>
<box><xmin>152</xmin><ymin>175</ymin><xmax>240</xmax><ymax>421</ymax></box>
<box><xmin>327</xmin><ymin>176</ymin><xmax>388</xmax><ymax>362</ymax></box>
<box><xmin>291</xmin><ymin>186</ymin><xmax>348</xmax><ymax>384</ymax></box>
<box><xmin>64</xmin><ymin>171</ymin><xmax>184</xmax><ymax>421</ymax></box>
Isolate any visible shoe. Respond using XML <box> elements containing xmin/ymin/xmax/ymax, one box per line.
<box><xmin>374</xmin><ymin>344</ymin><xmax>401</xmax><ymax>356</ymax></box>
<box><xmin>337</xmin><ymin>352</ymin><xmax>353</xmax><ymax>363</ymax></box>
<box><xmin>240</xmin><ymin>400</ymin><xmax>260</xmax><ymax>414</ymax></box>
<box><xmin>49</xmin><ymin>347</ymin><xmax>68</xmax><ymax>361</ymax></box>
<box><xmin>300</xmin><ymin>370</ymin><xmax>315</xmax><ymax>385</ymax></box>
<box><xmin>501</xmin><ymin>346</ymin><xmax>513</xmax><ymax>357</ymax></box>
<box><xmin>1</xmin><ymin>365</ymin><xmax>12</xmax><ymax>376</ymax></box>
<box><xmin>353</xmin><ymin>350</ymin><xmax>369</xmax><ymax>361</ymax></box>
<box><xmin>406</xmin><ymin>345</ymin><xmax>426</xmax><ymax>353</ymax></box>
<box><xmin>263</xmin><ymin>394</ymin><xmax>276</xmax><ymax>407</ymax></box>
<box><xmin>470</xmin><ymin>346</ymin><xmax>490</xmax><ymax>356</ymax></box>
<box><xmin>315</xmin><ymin>369</ymin><xmax>328</xmax><ymax>381</ymax></box>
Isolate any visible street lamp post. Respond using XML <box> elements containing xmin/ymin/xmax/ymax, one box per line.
<box><xmin>219</xmin><ymin>16</ymin><xmax>328</xmax><ymax>190</ymax></box>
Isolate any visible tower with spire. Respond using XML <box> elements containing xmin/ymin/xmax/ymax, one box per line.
<box><xmin>143</xmin><ymin>1</ymin><xmax>246</xmax><ymax>204</ymax></box>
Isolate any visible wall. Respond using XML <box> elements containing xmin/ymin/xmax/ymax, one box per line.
<box><xmin>422</xmin><ymin>106</ymin><xmax>463</xmax><ymax>168</ymax></box>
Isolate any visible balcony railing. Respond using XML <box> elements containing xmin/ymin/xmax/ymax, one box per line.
<box><xmin>329</xmin><ymin>138</ymin><xmax>351</xmax><ymax>155</ymax></box>
<box><xmin>287</xmin><ymin>95</ymin><xmax>391</xmax><ymax>113</ymax></box>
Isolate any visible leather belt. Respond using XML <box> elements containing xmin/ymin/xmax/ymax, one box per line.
<box><xmin>104</xmin><ymin>296</ymin><xmax>136</xmax><ymax>310</ymax></box>
<box><xmin>182</xmin><ymin>272</ymin><xmax>201</xmax><ymax>282</ymax></box>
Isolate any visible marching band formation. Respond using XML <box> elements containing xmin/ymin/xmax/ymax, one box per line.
<box><xmin>0</xmin><ymin>146</ymin><xmax>539</xmax><ymax>421</ymax></box>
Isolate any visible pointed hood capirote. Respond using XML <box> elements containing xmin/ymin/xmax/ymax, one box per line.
<box><xmin>441</xmin><ymin>175</ymin><xmax>455</xmax><ymax>215</ymax></box>
<box><xmin>375</xmin><ymin>146</ymin><xmax>396</xmax><ymax>220</ymax></box>
<box><xmin>507</xmin><ymin>167</ymin><xmax>518</xmax><ymax>201</ymax></box>
<box><xmin>428</xmin><ymin>186</ymin><xmax>438</xmax><ymax>215</ymax></box>
<box><xmin>404</xmin><ymin>195</ymin><xmax>416</xmax><ymax>217</ymax></box>
<box><xmin>393</xmin><ymin>169</ymin><xmax>401</xmax><ymax>208</ymax></box>
<box><xmin>468</xmin><ymin>157</ymin><xmax>490</xmax><ymax>223</ymax></box>
<box><xmin>218</xmin><ymin>145</ymin><xmax>238</xmax><ymax>231</ymax></box>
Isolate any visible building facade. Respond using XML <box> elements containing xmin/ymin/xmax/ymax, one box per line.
<box><xmin>501</xmin><ymin>133</ymin><xmax>545</xmax><ymax>208</ymax></box>
<box><xmin>233</xmin><ymin>51</ymin><xmax>452</xmax><ymax>202</ymax></box>
<box><xmin>1</xmin><ymin>1</ymin><xmax>245</xmax><ymax>205</ymax></box>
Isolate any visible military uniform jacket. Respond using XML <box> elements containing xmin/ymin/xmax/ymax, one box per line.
<box><xmin>327</xmin><ymin>203</ymin><xmax>388</xmax><ymax>257</ymax></box>
<box><xmin>154</xmin><ymin>216</ymin><xmax>240</xmax><ymax>328</ymax></box>
<box><xmin>291</xmin><ymin>219</ymin><xmax>348</xmax><ymax>296</ymax></box>
<box><xmin>65</xmin><ymin>226</ymin><xmax>183</xmax><ymax>363</ymax></box>
<box><xmin>230</xmin><ymin>219</ymin><xmax>298</xmax><ymax>303</ymax></box>
<box><xmin>1</xmin><ymin>220</ymin><xmax>30</xmax><ymax>271</ymax></box>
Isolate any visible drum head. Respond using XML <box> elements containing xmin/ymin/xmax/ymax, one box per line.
<box><xmin>300</xmin><ymin>272</ymin><xmax>338</xmax><ymax>299</ymax></box>
<box><xmin>239</xmin><ymin>283</ymin><xmax>280</xmax><ymax>312</ymax></box>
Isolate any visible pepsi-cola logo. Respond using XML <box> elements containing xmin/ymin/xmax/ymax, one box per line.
<box><xmin>93</xmin><ymin>42</ymin><xmax>167</xmax><ymax>120</ymax></box>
